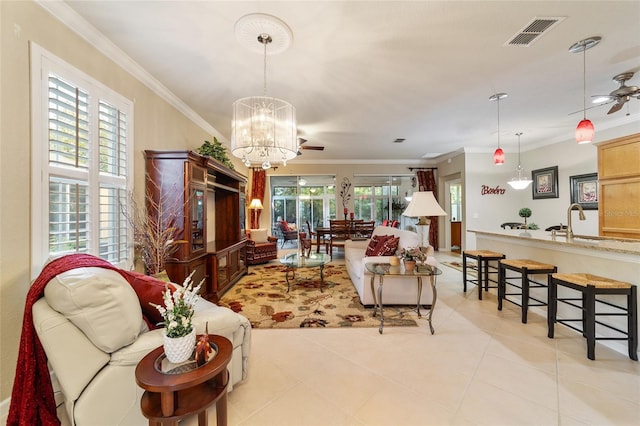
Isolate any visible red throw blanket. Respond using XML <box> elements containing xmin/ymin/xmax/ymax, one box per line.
<box><xmin>7</xmin><ymin>254</ymin><xmax>142</xmax><ymax>426</ymax></box>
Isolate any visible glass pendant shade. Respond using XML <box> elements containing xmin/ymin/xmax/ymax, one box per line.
<box><xmin>507</xmin><ymin>165</ymin><xmax>533</xmax><ymax>189</ymax></box>
<box><xmin>507</xmin><ymin>132</ymin><xmax>532</xmax><ymax>190</ymax></box>
<box><xmin>231</xmin><ymin>96</ymin><xmax>297</xmax><ymax>169</ymax></box>
<box><xmin>575</xmin><ymin>119</ymin><xmax>595</xmax><ymax>144</ymax></box>
<box><xmin>493</xmin><ymin>147</ymin><xmax>505</xmax><ymax>165</ymax></box>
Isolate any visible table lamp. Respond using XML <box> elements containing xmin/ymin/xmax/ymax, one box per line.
<box><xmin>249</xmin><ymin>198</ymin><xmax>263</xmax><ymax>229</ymax></box>
<box><xmin>402</xmin><ymin>191</ymin><xmax>447</xmax><ymax>247</ymax></box>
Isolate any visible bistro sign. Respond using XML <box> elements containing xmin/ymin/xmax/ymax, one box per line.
<box><xmin>481</xmin><ymin>184</ymin><xmax>506</xmax><ymax>195</ymax></box>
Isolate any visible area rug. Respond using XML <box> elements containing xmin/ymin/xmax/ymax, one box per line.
<box><xmin>441</xmin><ymin>261</ymin><xmax>476</xmax><ymax>276</ymax></box>
<box><xmin>218</xmin><ymin>262</ymin><xmax>418</xmax><ymax>329</ymax></box>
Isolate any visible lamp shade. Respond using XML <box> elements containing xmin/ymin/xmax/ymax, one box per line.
<box><xmin>493</xmin><ymin>147</ymin><xmax>505</xmax><ymax>165</ymax></box>
<box><xmin>249</xmin><ymin>198</ymin><xmax>264</xmax><ymax>210</ymax></box>
<box><xmin>575</xmin><ymin>119</ymin><xmax>595</xmax><ymax>144</ymax></box>
<box><xmin>402</xmin><ymin>191</ymin><xmax>447</xmax><ymax>219</ymax></box>
<box><xmin>231</xmin><ymin>96</ymin><xmax>298</xmax><ymax>168</ymax></box>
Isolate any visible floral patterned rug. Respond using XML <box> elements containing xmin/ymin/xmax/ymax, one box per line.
<box><xmin>218</xmin><ymin>262</ymin><xmax>418</xmax><ymax>329</ymax></box>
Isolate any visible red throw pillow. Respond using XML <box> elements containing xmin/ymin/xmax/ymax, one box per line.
<box><xmin>281</xmin><ymin>220</ymin><xmax>291</xmax><ymax>232</ymax></box>
<box><xmin>375</xmin><ymin>236</ymin><xmax>400</xmax><ymax>256</ymax></box>
<box><xmin>127</xmin><ymin>271</ymin><xmax>177</xmax><ymax>329</ymax></box>
<box><xmin>365</xmin><ymin>235</ymin><xmax>381</xmax><ymax>256</ymax></box>
<box><xmin>365</xmin><ymin>235</ymin><xmax>393</xmax><ymax>256</ymax></box>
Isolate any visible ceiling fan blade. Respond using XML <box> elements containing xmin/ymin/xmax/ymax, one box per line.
<box><xmin>301</xmin><ymin>145</ymin><xmax>325</xmax><ymax>151</ymax></box>
<box><xmin>607</xmin><ymin>102</ymin><xmax>624</xmax><ymax>115</ymax></box>
<box><xmin>568</xmin><ymin>104</ymin><xmax>606</xmax><ymax>116</ymax></box>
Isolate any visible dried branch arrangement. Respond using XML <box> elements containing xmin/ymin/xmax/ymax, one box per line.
<box><xmin>121</xmin><ymin>177</ymin><xmax>186</xmax><ymax>275</ymax></box>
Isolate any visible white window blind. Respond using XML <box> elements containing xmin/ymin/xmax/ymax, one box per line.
<box><xmin>31</xmin><ymin>43</ymin><xmax>133</xmax><ymax>277</ymax></box>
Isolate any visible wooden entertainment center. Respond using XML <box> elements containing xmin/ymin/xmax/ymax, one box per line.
<box><xmin>144</xmin><ymin>150</ymin><xmax>247</xmax><ymax>301</ymax></box>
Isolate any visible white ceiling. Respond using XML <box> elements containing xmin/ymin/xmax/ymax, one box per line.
<box><xmin>54</xmin><ymin>1</ymin><xmax>640</xmax><ymax>164</ymax></box>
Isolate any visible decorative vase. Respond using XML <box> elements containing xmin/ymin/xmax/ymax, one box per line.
<box><xmin>163</xmin><ymin>328</ymin><xmax>196</xmax><ymax>363</ymax></box>
<box><xmin>403</xmin><ymin>259</ymin><xmax>416</xmax><ymax>272</ymax></box>
<box><xmin>389</xmin><ymin>255</ymin><xmax>400</xmax><ymax>266</ymax></box>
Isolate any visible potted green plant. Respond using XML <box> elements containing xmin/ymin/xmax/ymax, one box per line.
<box><xmin>197</xmin><ymin>137</ymin><xmax>235</xmax><ymax>170</ymax></box>
<box><xmin>518</xmin><ymin>207</ymin><xmax>532</xmax><ymax>226</ymax></box>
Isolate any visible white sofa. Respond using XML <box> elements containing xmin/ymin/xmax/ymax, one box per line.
<box><xmin>345</xmin><ymin>226</ymin><xmax>437</xmax><ymax>306</ymax></box>
<box><xmin>32</xmin><ymin>266</ymin><xmax>251</xmax><ymax>426</ymax></box>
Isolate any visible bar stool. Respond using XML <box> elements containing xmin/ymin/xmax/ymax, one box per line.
<box><xmin>498</xmin><ymin>259</ymin><xmax>557</xmax><ymax>323</ymax></box>
<box><xmin>548</xmin><ymin>273</ymin><xmax>638</xmax><ymax>361</ymax></box>
<box><xmin>462</xmin><ymin>250</ymin><xmax>505</xmax><ymax>300</ymax></box>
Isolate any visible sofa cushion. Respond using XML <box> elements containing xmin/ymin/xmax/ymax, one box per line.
<box><xmin>249</xmin><ymin>228</ymin><xmax>268</xmax><ymax>243</ymax></box>
<box><xmin>280</xmin><ymin>220</ymin><xmax>291</xmax><ymax>231</ymax></box>
<box><xmin>45</xmin><ymin>267</ymin><xmax>144</xmax><ymax>353</ymax></box>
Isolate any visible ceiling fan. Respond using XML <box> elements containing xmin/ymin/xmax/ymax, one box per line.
<box><xmin>297</xmin><ymin>138</ymin><xmax>325</xmax><ymax>155</ymax></box>
<box><xmin>592</xmin><ymin>72</ymin><xmax>640</xmax><ymax>115</ymax></box>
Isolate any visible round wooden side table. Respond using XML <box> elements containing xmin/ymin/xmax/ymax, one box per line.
<box><xmin>135</xmin><ymin>334</ymin><xmax>232</xmax><ymax>426</ymax></box>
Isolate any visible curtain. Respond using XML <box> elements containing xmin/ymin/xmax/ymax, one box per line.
<box><xmin>249</xmin><ymin>168</ymin><xmax>266</xmax><ymax>229</ymax></box>
<box><xmin>416</xmin><ymin>170</ymin><xmax>439</xmax><ymax>250</ymax></box>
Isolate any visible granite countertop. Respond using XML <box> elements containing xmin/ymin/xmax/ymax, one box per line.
<box><xmin>470</xmin><ymin>229</ymin><xmax>640</xmax><ymax>256</ymax></box>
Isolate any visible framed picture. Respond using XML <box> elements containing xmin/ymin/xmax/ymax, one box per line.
<box><xmin>570</xmin><ymin>173</ymin><xmax>598</xmax><ymax>210</ymax></box>
<box><xmin>531</xmin><ymin>166</ymin><xmax>559</xmax><ymax>199</ymax></box>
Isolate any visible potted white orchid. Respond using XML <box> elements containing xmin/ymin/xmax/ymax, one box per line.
<box><xmin>151</xmin><ymin>271</ymin><xmax>204</xmax><ymax>363</ymax></box>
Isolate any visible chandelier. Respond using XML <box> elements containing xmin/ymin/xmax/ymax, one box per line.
<box><xmin>231</xmin><ymin>14</ymin><xmax>298</xmax><ymax>170</ymax></box>
<box><xmin>507</xmin><ymin>132</ymin><xmax>533</xmax><ymax>190</ymax></box>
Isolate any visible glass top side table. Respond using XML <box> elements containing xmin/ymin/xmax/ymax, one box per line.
<box><xmin>365</xmin><ymin>262</ymin><xmax>442</xmax><ymax>334</ymax></box>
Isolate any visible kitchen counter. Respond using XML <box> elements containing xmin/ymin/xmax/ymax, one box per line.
<box><xmin>469</xmin><ymin>228</ymin><xmax>639</xmax><ymax>358</ymax></box>
<box><xmin>470</xmin><ymin>229</ymin><xmax>640</xmax><ymax>256</ymax></box>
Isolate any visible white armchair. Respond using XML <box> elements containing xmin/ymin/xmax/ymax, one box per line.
<box><xmin>345</xmin><ymin>226</ymin><xmax>438</xmax><ymax>306</ymax></box>
<box><xmin>31</xmin><ymin>264</ymin><xmax>251</xmax><ymax>426</ymax></box>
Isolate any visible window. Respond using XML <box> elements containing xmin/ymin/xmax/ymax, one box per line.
<box><xmin>270</xmin><ymin>175</ymin><xmax>335</xmax><ymax>231</ymax></box>
<box><xmin>31</xmin><ymin>44</ymin><xmax>133</xmax><ymax>277</ymax></box>
<box><xmin>353</xmin><ymin>175</ymin><xmax>412</xmax><ymax>226</ymax></box>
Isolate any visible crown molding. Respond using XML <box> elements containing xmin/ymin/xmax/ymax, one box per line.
<box><xmin>35</xmin><ymin>0</ymin><xmax>220</xmax><ymax>139</ymax></box>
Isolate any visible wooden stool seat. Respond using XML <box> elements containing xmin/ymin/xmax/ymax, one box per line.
<box><xmin>498</xmin><ymin>259</ymin><xmax>557</xmax><ymax>323</ymax></box>
<box><xmin>463</xmin><ymin>250</ymin><xmax>505</xmax><ymax>300</ymax></box>
<box><xmin>464</xmin><ymin>250</ymin><xmax>505</xmax><ymax>258</ymax></box>
<box><xmin>548</xmin><ymin>273</ymin><xmax>637</xmax><ymax>361</ymax></box>
<box><xmin>553</xmin><ymin>273</ymin><xmax>632</xmax><ymax>289</ymax></box>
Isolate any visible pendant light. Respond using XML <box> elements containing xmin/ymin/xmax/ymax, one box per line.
<box><xmin>569</xmin><ymin>36</ymin><xmax>601</xmax><ymax>144</ymax></box>
<box><xmin>231</xmin><ymin>14</ymin><xmax>298</xmax><ymax>169</ymax></box>
<box><xmin>507</xmin><ymin>132</ymin><xmax>533</xmax><ymax>190</ymax></box>
<box><xmin>489</xmin><ymin>93</ymin><xmax>507</xmax><ymax>165</ymax></box>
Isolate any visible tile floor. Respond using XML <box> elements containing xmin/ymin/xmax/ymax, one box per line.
<box><xmin>192</xmin><ymin>251</ymin><xmax>640</xmax><ymax>426</ymax></box>
<box><xmin>37</xmin><ymin>250</ymin><xmax>639</xmax><ymax>425</ymax></box>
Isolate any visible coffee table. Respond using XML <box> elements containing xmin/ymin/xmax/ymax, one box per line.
<box><xmin>280</xmin><ymin>252</ymin><xmax>332</xmax><ymax>292</ymax></box>
<box><xmin>135</xmin><ymin>334</ymin><xmax>232</xmax><ymax>426</ymax></box>
<box><xmin>365</xmin><ymin>262</ymin><xmax>442</xmax><ymax>334</ymax></box>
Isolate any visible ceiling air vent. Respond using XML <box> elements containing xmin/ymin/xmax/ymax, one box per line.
<box><xmin>505</xmin><ymin>17</ymin><xmax>565</xmax><ymax>47</ymax></box>
<box><xmin>393</xmin><ymin>138</ymin><xmax>405</xmax><ymax>143</ymax></box>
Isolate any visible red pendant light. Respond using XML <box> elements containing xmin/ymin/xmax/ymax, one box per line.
<box><xmin>569</xmin><ymin>37</ymin><xmax>601</xmax><ymax>144</ymax></box>
<box><xmin>576</xmin><ymin>119</ymin><xmax>595</xmax><ymax>144</ymax></box>
<box><xmin>489</xmin><ymin>93</ymin><xmax>508</xmax><ymax>165</ymax></box>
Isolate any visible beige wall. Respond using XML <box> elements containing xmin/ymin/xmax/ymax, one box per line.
<box><xmin>0</xmin><ymin>1</ymin><xmax>221</xmax><ymax>401</ymax></box>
